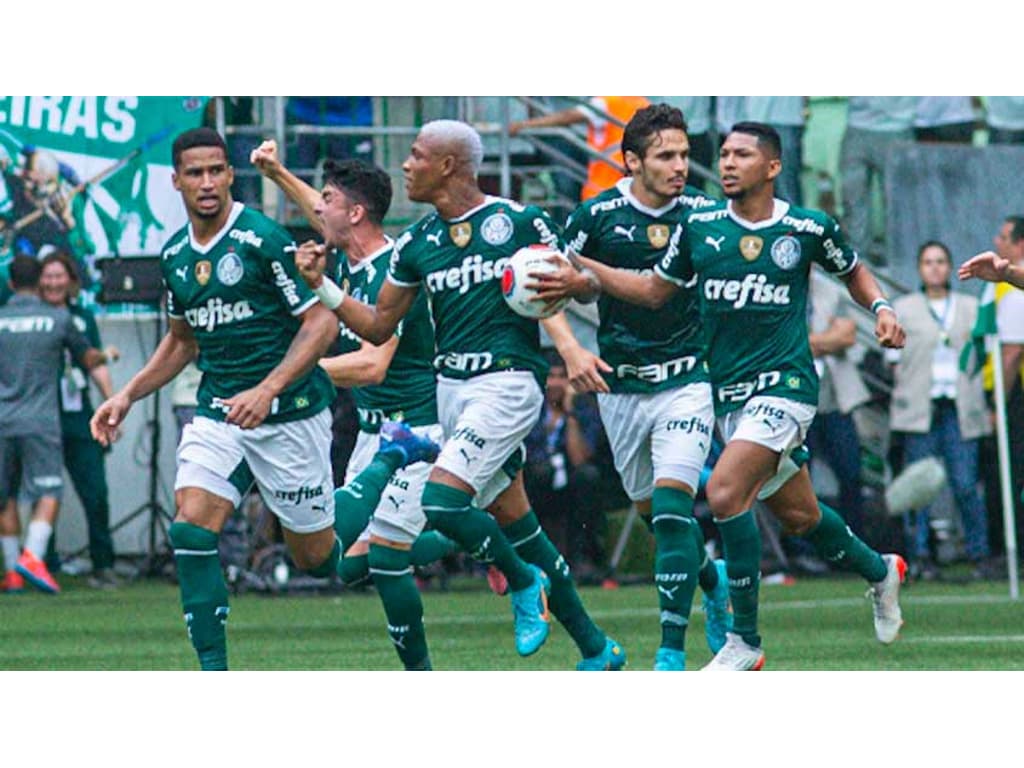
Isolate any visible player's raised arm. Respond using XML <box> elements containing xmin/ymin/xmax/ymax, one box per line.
<box><xmin>959</xmin><ymin>249</ymin><xmax>1024</xmax><ymax>288</ymax></box>
<box><xmin>90</xmin><ymin>317</ymin><xmax>197</xmax><ymax>446</ymax></box>
<box><xmin>251</xmin><ymin>139</ymin><xmax>325</xmax><ymax>236</ymax></box>
<box><xmin>841</xmin><ymin>262</ymin><xmax>906</xmax><ymax>349</ymax></box>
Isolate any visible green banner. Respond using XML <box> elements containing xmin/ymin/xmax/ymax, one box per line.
<box><xmin>0</xmin><ymin>96</ymin><xmax>209</xmax><ymax>312</ymax></box>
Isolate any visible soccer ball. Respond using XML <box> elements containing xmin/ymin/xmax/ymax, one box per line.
<box><xmin>501</xmin><ymin>244</ymin><xmax>570</xmax><ymax>319</ymax></box>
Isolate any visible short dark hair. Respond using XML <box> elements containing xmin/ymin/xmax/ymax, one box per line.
<box><xmin>172</xmin><ymin>127</ymin><xmax>228</xmax><ymax>169</ymax></box>
<box><xmin>729</xmin><ymin>121</ymin><xmax>782</xmax><ymax>159</ymax></box>
<box><xmin>917</xmin><ymin>240</ymin><xmax>953</xmax><ymax>265</ymax></box>
<box><xmin>9</xmin><ymin>255</ymin><xmax>41</xmax><ymax>289</ymax></box>
<box><xmin>322</xmin><ymin>159</ymin><xmax>393</xmax><ymax>227</ymax></box>
<box><xmin>622</xmin><ymin>103</ymin><xmax>689</xmax><ymax>162</ymax></box>
<box><xmin>1005</xmin><ymin>215</ymin><xmax>1024</xmax><ymax>243</ymax></box>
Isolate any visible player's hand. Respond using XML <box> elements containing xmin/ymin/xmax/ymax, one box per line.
<box><xmin>90</xmin><ymin>392</ymin><xmax>132</xmax><ymax>447</ymax></box>
<box><xmin>223</xmin><ymin>384</ymin><xmax>276</xmax><ymax>430</ymax></box>
<box><xmin>250</xmin><ymin>139</ymin><xmax>283</xmax><ymax>177</ymax></box>
<box><xmin>875</xmin><ymin>310</ymin><xmax>905</xmax><ymax>349</ymax></box>
<box><xmin>560</xmin><ymin>343</ymin><xmax>612</xmax><ymax>394</ymax></box>
<box><xmin>103</xmin><ymin>344</ymin><xmax>121</xmax><ymax>363</ymax></box>
<box><xmin>959</xmin><ymin>250</ymin><xmax>1010</xmax><ymax>283</ymax></box>
<box><xmin>527</xmin><ymin>256</ymin><xmax>593</xmax><ymax>308</ymax></box>
<box><xmin>294</xmin><ymin>240</ymin><xmax>327</xmax><ymax>288</ymax></box>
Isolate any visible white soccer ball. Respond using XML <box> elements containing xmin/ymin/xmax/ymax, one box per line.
<box><xmin>501</xmin><ymin>244</ymin><xmax>570</xmax><ymax>319</ymax></box>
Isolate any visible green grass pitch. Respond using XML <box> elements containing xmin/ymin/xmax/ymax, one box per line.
<box><xmin>2</xmin><ymin>575</ymin><xmax>1022</xmax><ymax>670</ymax></box>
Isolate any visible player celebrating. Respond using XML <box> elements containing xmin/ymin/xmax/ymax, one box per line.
<box><xmin>251</xmin><ymin>142</ymin><xmax>455</xmax><ymax>670</ymax></box>
<box><xmin>534</xmin><ymin>121</ymin><xmax>907</xmax><ymax>670</ymax></box>
<box><xmin>90</xmin><ymin>128</ymin><xmax>438</xmax><ymax>670</ymax></box>
<box><xmin>560</xmin><ymin>103</ymin><xmax>730</xmax><ymax>670</ymax></box>
<box><xmin>301</xmin><ymin>119</ymin><xmax>625</xmax><ymax>669</ymax></box>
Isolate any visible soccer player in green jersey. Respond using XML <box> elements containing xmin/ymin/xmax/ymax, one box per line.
<box><xmin>251</xmin><ymin>140</ymin><xmax>457</xmax><ymax>670</ymax></box>
<box><xmin>90</xmin><ymin>128</ymin><xmax>439</xmax><ymax>670</ymax></box>
<box><xmin>561</xmin><ymin>104</ymin><xmax>731</xmax><ymax>670</ymax></box>
<box><xmin>300</xmin><ymin>119</ymin><xmax>626</xmax><ymax>669</ymax></box>
<box><xmin>534</xmin><ymin>121</ymin><xmax>908</xmax><ymax>670</ymax></box>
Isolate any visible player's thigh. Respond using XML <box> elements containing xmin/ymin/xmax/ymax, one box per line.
<box><xmin>175</xmin><ymin>416</ymin><xmax>253</xmax><ymax>525</ymax></box>
<box><xmin>368</xmin><ymin>423</ymin><xmax>444</xmax><ymax>545</ymax></box>
<box><xmin>649</xmin><ymin>382</ymin><xmax>714</xmax><ymax>496</ymax></box>
<box><xmin>18</xmin><ymin>432</ymin><xmax>65</xmax><ymax>505</ymax></box>
<box><xmin>243</xmin><ymin>409</ymin><xmax>335</xmax><ymax>539</ymax></box>
<box><xmin>597</xmin><ymin>392</ymin><xmax>656</xmax><ymax>502</ymax></box>
<box><xmin>434</xmin><ymin>372</ymin><xmax>542</xmax><ymax>495</ymax></box>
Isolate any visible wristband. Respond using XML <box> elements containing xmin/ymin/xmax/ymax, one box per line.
<box><xmin>870</xmin><ymin>298</ymin><xmax>895</xmax><ymax>317</ymax></box>
<box><xmin>313</xmin><ymin>277</ymin><xmax>345</xmax><ymax>310</ymax></box>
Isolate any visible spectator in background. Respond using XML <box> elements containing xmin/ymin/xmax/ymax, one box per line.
<box><xmin>523</xmin><ymin>352</ymin><xmax>608</xmax><ymax>582</ymax></box>
<box><xmin>510</xmin><ymin>96</ymin><xmax>651</xmax><ymax>201</ymax></box>
<box><xmin>839</xmin><ymin>96</ymin><xmax>919</xmax><ymax>265</ymax></box>
<box><xmin>39</xmin><ymin>252</ymin><xmax>121</xmax><ymax>589</ymax></box>
<box><xmin>286</xmin><ymin>97</ymin><xmax>374</xmax><ymax>186</ymax></box>
<box><xmin>807</xmin><ymin>268</ymin><xmax>871</xmax><ymax>541</ymax></box>
<box><xmin>0</xmin><ymin>256</ymin><xmax>108</xmax><ymax>594</ymax></box>
<box><xmin>205</xmin><ymin>98</ymin><xmax>262</xmax><ymax>208</ymax></box>
<box><xmin>888</xmin><ymin>241</ymin><xmax>994</xmax><ymax>580</ymax></box>
<box><xmin>985</xmin><ymin>97</ymin><xmax>1024</xmax><ymax>145</ymax></box>
<box><xmin>717</xmin><ymin>97</ymin><xmax>805</xmax><ymax>205</ymax></box>
<box><xmin>913</xmin><ymin>97</ymin><xmax>978</xmax><ymax>144</ymax></box>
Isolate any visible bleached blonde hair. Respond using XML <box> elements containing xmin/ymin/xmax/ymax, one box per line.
<box><xmin>419</xmin><ymin>119</ymin><xmax>484</xmax><ymax>175</ymax></box>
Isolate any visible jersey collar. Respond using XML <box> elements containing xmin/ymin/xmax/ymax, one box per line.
<box><xmin>347</xmin><ymin>236</ymin><xmax>395</xmax><ymax>273</ymax></box>
<box><xmin>187</xmin><ymin>202</ymin><xmax>244</xmax><ymax>255</ymax></box>
<box><xmin>726</xmin><ymin>199</ymin><xmax>789</xmax><ymax>230</ymax></box>
<box><xmin>445</xmin><ymin>196</ymin><xmax>500</xmax><ymax>223</ymax></box>
<box><xmin>616</xmin><ymin>178</ymin><xmax>680</xmax><ymax>217</ymax></box>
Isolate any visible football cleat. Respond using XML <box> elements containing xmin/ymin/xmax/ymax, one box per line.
<box><xmin>379</xmin><ymin>421</ymin><xmax>440</xmax><ymax>467</ymax></box>
<box><xmin>510</xmin><ymin>565</ymin><xmax>550</xmax><ymax>656</ymax></box>
<box><xmin>2</xmin><ymin>570</ymin><xmax>25</xmax><ymax>594</ymax></box>
<box><xmin>702</xmin><ymin>632</ymin><xmax>765</xmax><ymax>671</ymax></box>
<box><xmin>702</xmin><ymin>558</ymin><xmax>733</xmax><ymax>655</ymax></box>
<box><xmin>486</xmin><ymin>564</ymin><xmax>509</xmax><ymax>596</ymax></box>
<box><xmin>577</xmin><ymin>637</ymin><xmax>627</xmax><ymax>671</ymax></box>
<box><xmin>653</xmin><ymin>647</ymin><xmax>686</xmax><ymax>671</ymax></box>
<box><xmin>868</xmin><ymin>553</ymin><xmax>907</xmax><ymax>644</ymax></box>
<box><xmin>15</xmin><ymin>550</ymin><xmax>60</xmax><ymax>594</ymax></box>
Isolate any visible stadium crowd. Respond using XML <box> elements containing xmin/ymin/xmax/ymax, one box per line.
<box><xmin>2</xmin><ymin>95</ymin><xmax>1023</xmax><ymax>671</ymax></box>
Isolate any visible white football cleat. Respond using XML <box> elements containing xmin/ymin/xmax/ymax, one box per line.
<box><xmin>702</xmin><ymin>632</ymin><xmax>765</xmax><ymax>671</ymax></box>
<box><xmin>868</xmin><ymin>554</ymin><xmax>907</xmax><ymax>644</ymax></box>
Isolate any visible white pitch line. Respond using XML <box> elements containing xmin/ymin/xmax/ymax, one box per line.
<box><xmin>902</xmin><ymin>635</ymin><xmax>1024</xmax><ymax>645</ymax></box>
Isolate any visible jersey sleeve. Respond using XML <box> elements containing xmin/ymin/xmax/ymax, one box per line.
<box><xmin>263</xmin><ymin>227</ymin><xmax>319</xmax><ymax>316</ymax></box>
<box><xmin>61</xmin><ymin>310</ymin><xmax>92</xmax><ymax>367</ymax></box>
<box><xmin>562</xmin><ymin>203</ymin><xmax>597</xmax><ymax>259</ymax></box>
<box><xmin>814</xmin><ymin>216</ymin><xmax>859</xmax><ymax>277</ymax></box>
<box><xmin>387</xmin><ymin>228</ymin><xmax>421</xmax><ymax>287</ymax></box>
<box><xmin>654</xmin><ymin>222</ymin><xmax>693</xmax><ymax>287</ymax></box>
<box><xmin>520</xmin><ymin>204</ymin><xmax>566</xmax><ymax>251</ymax></box>
<box><xmin>81</xmin><ymin>307</ymin><xmax>102</xmax><ymax>348</ymax></box>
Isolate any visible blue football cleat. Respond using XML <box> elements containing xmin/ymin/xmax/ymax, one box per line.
<box><xmin>511</xmin><ymin>565</ymin><xmax>550</xmax><ymax>656</ymax></box>
<box><xmin>576</xmin><ymin>637</ymin><xmax>627</xmax><ymax>671</ymax></box>
<box><xmin>379</xmin><ymin>421</ymin><xmax>440</xmax><ymax>467</ymax></box>
<box><xmin>702</xmin><ymin>558</ymin><xmax>733</xmax><ymax>655</ymax></box>
<box><xmin>653</xmin><ymin>647</ymin><xmax>686</xmax><ymax>671</ymax></box>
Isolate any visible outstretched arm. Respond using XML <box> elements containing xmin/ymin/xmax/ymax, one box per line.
<box><xmin>251</xmin><ymin>139</ymin><xmax>324</xmax><ymax>235</ymax></box>
<box><xmin>319</xmin><ymin>336</ymin><xmax>400</xmax><ymax>388</ymax></box>
<box><xmin>959</xmin><ymin>250</ymin><xmax>1024</xmax><ymax>289</ymax></box>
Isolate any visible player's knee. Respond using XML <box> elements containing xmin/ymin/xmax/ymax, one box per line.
<box><xmin>339</xmin><ymin>554</ymin><xmax>370</xmax><ymax>587</ymax></box>
<box><xmin>421</xmin><ymin>481</ymin><xmax>470</xmax><ymax>528</ymax></box>
<box><xmin>705</xmin><ymin>476</ymin><xmax>743</xmax><ymax>519</ymax></box>
<box><xmin>168</xmin><ymin>520</ymin><xmax>219</xmax><ymax>552</ymax></box>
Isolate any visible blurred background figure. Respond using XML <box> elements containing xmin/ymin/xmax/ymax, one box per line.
<box><xmin>913</xmin><ymin>97</ymin><xmax>978</xmax><ymax>144</ymax></box>
<box><xmin>888</xmin><ymin>241</ymin><xmax>995</xmax><ymax>581</ymax></box>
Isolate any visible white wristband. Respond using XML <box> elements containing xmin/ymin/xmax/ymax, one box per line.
<box><xmin>871</xmin><ymin>298</ymin><xmax>895</xmax><ymax>317</ymax></box>
<box><xmin>313</xmin><ymin>277</ymin><xmax>345</xmax><ymax>310</ymax></box>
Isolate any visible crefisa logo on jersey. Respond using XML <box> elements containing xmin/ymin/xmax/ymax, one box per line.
<box><xmin>216</xmin><ymin>250</ymin><xmax>244</xmax><ymax>286</ymax></box>
<box><xmin>195</xmin><ymin>260</ymin><xmax>212</xmax><ymax>286</ymax></box>
<box><xmin>771</xmin><ymin>236</ymin><xmax>801</xmax><ymax>270</ymax></box>
<box><xmin>481</xmin><ymin>212</ymin><xmax>513</xmax><ymax>246</ymax></box>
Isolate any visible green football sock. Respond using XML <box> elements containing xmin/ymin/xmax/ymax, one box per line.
<box><xmin>410</xmin><ymin>530</ymin><xmax>457</xmax><ymax>566</ymax></box>
<box><xmin>692</xmin><ymin>520</ymin><xmax>719</xmax><ymax>593</ymax></box>
<box><xmin>502</xmin><ymin>509</ymin><xmax>606</xmax><ymax>659</ymax></box>
<box><xmin>169</xmin><ymin>521</ymin><xmax>230</xmax><ymax>671</ymax></box>
<box><xmin>304</xmin><ymin>538</ymin><xmax>341</xmax><ymax>578</ymax></box>
<box><xmin>715</xmin><ymin>510</ymin><xmax>762</xmax><ymax>648</ymax></box>
<box><xmin>421</xmin><ymin>482</ymin><xmax>535</xmax><ymax>591</ymax></box>
<box><xmin>652</xmin><ymin>488</ymin><xmax>700</xmax><ymax>652</ymax></box>
<box><xmin>339</xmin><ymin>552</ymin><xmax>370</xmax><ymax>587</ymax></box>
<box><xmin>369</xmin><ymin>544</ymin><xmax>431</xmax><ymax>670</ymax></box>
<box><xmin>804</xmin><ymin>502</ymin><xmax>887</xmax><ymax>583</ymax></box>
<box><xmin>333</xmin><ymin>452</ymin><xmax>403</xmax><ymax>550</ymax></box>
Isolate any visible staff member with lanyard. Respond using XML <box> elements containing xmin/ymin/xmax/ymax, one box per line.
<box><xmin>888</xmin><ymin>241</ymin><xmax>995</xmax><ymax>581</ymax></box>
<box><xmin>39</xmin><ymin>252</ymin><xmax>121</xmax><ymax>588</ymax></box>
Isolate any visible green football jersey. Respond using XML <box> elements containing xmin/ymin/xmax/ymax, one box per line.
<box><xmin>388</xmin><ymin>196</ymin><xmax>561</xmax><ymax>388</ymax></box>
<box><xmin>335</xmin><ymin>238</ymin><xmax>438</xmax><ymax>432</ymax></box>
<box><xmin>58</xmin><ymin>303</ymin><xmax>101</xmax><ymax>438</ymax></box>
<box><xmin>162</xmin><ymin>202</ymin><xmax>335</xmax><ymax>424</ymax></box>
<box><xmin>563</xmin><ymin>179</ymin><xmax>708</xmax><ymax>394</ymax></box>
<box><xmin>656</xmin><ymin>200</ymin><xmax>859</xmax><ymax>414</ymax></box>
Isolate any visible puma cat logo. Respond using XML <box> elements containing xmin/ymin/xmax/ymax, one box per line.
<box><xmin>614</xmin><ymin>225</ymin><xmax>637</xmax><ymax>242</ymax></box>
<box><xmin>426</xmin><ymin>231</ymin><xmax>443</xmax><ymax>247</ymax></box>
<box><xmin>175</xmin><ymin>266</ymin><xmax>188</xmax><ymax>281</ymax></box>
<box><xmin>706</xmin><ymin>235</ymin><xmax>726</xmax><ymax>252</ymax></box>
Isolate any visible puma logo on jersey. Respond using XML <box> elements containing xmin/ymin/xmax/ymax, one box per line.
<box><xmin>705</xmin><ymin>235</ymin><xmax>726</xmax><ymax>252</ymax></box>
<box><xmin>426</xmin><ymin>231</ymin><xmax>443</xmax><ymax>247</ymax></box>
<box><xmin>614</xmin><ymin>224</ymin><xmax>637</xmax><ymax>242</ymax></box>
<box><xmin>175</xmin><ymin>266</ymin><xmax>188</xmax><ymax>282</ymax></box>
